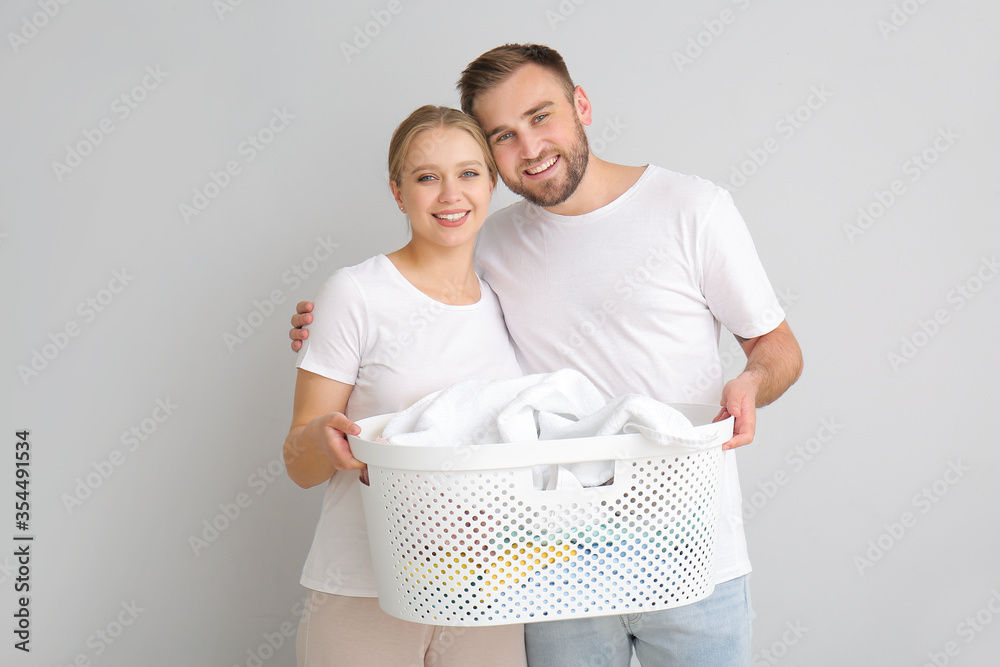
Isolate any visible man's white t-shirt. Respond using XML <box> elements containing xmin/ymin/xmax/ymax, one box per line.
<box><xmin>475</xmin><ymin>165</ymin><xmax>785</xmax><ymax>584</ymax></box>
<box><xmin>296</xmin><ymin>254</ymin><xmax>522</xmax><ymax>595</ymax></box>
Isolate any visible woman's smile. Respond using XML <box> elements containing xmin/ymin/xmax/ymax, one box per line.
<box><xmin>432</xmin><ymin>209</ymin><xmax>471</xmax><ymax>226</ymax></box>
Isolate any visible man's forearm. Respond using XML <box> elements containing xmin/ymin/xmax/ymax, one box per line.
<box><xmin>738</xmin><ymin>321</ymin><xmax>803</xmax><ymax>407</ymax></box>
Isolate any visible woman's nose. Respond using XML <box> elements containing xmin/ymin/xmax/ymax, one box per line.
<box><xmin>438</xmin><ymin>179</ymin><xmax>461</xmax><ymax>203</ymax></box>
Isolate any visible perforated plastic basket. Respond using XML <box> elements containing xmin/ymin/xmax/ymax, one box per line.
<box><xmin>348</xmin><ymin>403</ymin><xmax>732</xmax><ymax>626</ymax></box>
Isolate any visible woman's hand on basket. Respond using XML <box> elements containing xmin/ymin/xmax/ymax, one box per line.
<box><xmin>305</xmin><ymin>411</ymin><xmax>366</xmax><ymax>474</ymax></box>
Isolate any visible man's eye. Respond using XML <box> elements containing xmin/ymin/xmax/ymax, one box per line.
<box><xmin>534</xmin><ymin>114</ymin><xmax>548</xmax><ymax>123</ymax></box>
<box><xmin>496</xmin><ymin>132</ymin><xmax>513</xmax><ymax>143</ymax></box>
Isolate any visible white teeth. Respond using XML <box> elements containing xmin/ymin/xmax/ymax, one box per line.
<box><xmin>527</xmin><ymin>156</ymin><xmax>557</xmax><ymax>174</ymax></box>
<box><xmin>433</xmin><ymin>212</ymin><xmax>467</xmax><ymax>222</ymax></box>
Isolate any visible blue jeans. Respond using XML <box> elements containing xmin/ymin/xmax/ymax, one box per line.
<box><xmin>523</xmin><ymin>574</ymin><xmax>753</xmax><ymax>667</ymax></box>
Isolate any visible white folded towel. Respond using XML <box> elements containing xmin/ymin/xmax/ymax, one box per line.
<box><xmin>380</xmin><ymin>369</ymin><xmax>714</xmax><ymax>489</ymax></box>
<box><xmin>381</xmin><ymin>369</ymin><xmax>605</xmax><ymax>447</ymax></box>
<box><xmin>537</xmin><ymin>393</ymin><xmax>713</xmax><ymax>446</ymax></box>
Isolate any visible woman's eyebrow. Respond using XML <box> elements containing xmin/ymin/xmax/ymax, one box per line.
<box><xmin>410</xmin><ymin>160</ymin><xmax>484</xmax><ymax>174</ymax></box>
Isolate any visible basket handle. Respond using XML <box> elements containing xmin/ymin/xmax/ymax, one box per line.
<box><xmin>350</xmin><ymin>414</ymin><xmax>734</xmax><ymax>472</ymax></box>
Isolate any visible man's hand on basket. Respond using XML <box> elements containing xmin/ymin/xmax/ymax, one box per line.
<box><xmin>714</xmin><ymin>376</ymin><xmax>757</xmax><ymax>451</ymax></box>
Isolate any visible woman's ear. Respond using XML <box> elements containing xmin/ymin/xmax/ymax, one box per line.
<box><xmin>389</xmin><ymin>180</ymin><xmax>406</xmax><ymax>213</ymax></box>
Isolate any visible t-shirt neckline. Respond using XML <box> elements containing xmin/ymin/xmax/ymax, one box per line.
<box><xmin>530</xmin><ymin>164</ymin><xmax>655</xmax><ymax>223</ymax></box>
<box><xmin>376</xmin><ymin>254</ymin><xmax>486</xmax><ymax>310</ymax></box>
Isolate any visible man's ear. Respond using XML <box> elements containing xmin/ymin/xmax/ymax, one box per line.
<box><xmin>573</xmin><ymin>85</ymin><xmax>594</xmax><ymax>127</ymax></box>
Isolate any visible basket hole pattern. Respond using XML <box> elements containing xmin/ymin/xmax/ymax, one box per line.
<box><xmin>366</xmin><ymin>450</ymin><xmax>723</xmax><ymax>625</ymax></box>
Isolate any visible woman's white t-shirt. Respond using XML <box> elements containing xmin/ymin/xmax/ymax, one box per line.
<box><xmin>296</xmin><ymin>254</ymin><xmax>522</xmax><ymax>596</ymax></box>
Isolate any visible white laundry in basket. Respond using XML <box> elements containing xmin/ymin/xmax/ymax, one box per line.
<box><xmin>380</xmin><ymin>369</ymin><xmax>719</xmax><ymax>488</ymax></box>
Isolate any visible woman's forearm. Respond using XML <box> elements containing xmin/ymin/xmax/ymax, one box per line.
<box><xmin>284</xmin><ymin>370</ymin><xmax>358</xmax><ymax>489</ymax></box>
<box><xmin>283</xmin><ymin>423</ymin><xmax>336</xmax><ymax>489</ymax></box>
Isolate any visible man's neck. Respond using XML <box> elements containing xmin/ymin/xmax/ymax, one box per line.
<box><xmin>543</xmin><ymin>156</ymin><xmax>647</xmax><ymax>217</ymax></box>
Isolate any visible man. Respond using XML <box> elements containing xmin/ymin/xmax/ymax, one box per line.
<box><xmin>290</xmin><ymin>44</ymin><xmax>802</xmax><ymax>666</ymax></box>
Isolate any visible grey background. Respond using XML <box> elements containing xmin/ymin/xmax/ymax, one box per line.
<box><xmin>2</xmin><ymin>0</ymin><xmax>998</xmax><ymax>665</ymax></box>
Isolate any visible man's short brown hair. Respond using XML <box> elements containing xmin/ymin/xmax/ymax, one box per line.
<box><xmin>457</xmin><ymin>43</ymin><xmax>576</xmax><ymax>117</ymax></box>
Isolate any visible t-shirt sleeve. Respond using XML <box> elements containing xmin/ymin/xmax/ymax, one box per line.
<box><xmin>699</xmin><ymin>189</ymin><xmax>785</xmax><ymax>338</ymax></box>
<box><xmin>296</xmin><ymin>269</ymin><xmax>368</xmax><ymax>385</ymax></box>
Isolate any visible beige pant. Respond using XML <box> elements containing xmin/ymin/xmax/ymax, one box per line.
<box><xmin>296</xmin><ymin>591</ymin><xmax>527</xmax><ymax>667</ymax></box>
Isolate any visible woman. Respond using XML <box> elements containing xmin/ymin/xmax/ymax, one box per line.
<box><xmin>283</xmin><ymin>106</ymin><xmax>526</xmax><ymax>667</ymax></box>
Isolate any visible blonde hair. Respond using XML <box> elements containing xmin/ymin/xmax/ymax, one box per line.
<box><xmin>388</xmin><ymin>105</ymin><xmax>498</xmax><ymax>186</ymax></box>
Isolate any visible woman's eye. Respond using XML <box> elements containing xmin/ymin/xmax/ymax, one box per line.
<box><xmin>462</xmin><ymin>170</ymin><xmax>479</xmax><ymax>178</ymax></box>
<box><xmin>417</xmin><ymin>174</ymin><xmax>435</xmax><ymax>182</ymax></box>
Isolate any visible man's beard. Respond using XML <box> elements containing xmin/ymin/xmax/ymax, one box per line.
<box><xmin>504</xmin><ymin>119</ymin><xmax>590</xmax><ymax>208</ymax></box>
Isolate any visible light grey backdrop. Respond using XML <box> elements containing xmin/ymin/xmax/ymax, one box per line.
<box><xmin>2</xmin><ymin>1</ymin><xmax>998</xmax><ymax>665</ymax></box>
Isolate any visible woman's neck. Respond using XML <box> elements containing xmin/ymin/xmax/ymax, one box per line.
<box><xmin>386</xmin><ymin>241</ymin><xmax>481</xmax><ymax>305</ymax></box>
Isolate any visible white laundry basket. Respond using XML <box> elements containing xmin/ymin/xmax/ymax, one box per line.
<box><xmin>348</xmin><ymin>403</ymin><xmax>732</xmax><ymax>626</ymax></box>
